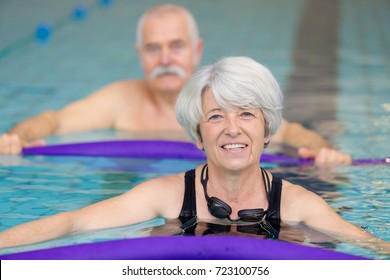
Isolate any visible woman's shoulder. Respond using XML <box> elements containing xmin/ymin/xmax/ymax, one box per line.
<box><xmin>281</xmin><ymin>179</ymin><xmax>307</xmax><ymax>193</ymax></box>
<box><xmin>135</xmin><ymin>171</ymin><xmax>191</xmax><ymax>219</ymax></box>
<box><xmin>137</xmin><ymin>169</ymin><xmax>199</xmax><ymax>196</ymax></box>
<box><xmin>281</xmin><ymin>179</ymin><xmax>321</xmax><ymax>203</ymax></box>
<box><xmin>279</xmin><ymin>179</ymin><xmax>323</xmax><ymax>223</ymax></box>
<box><xmin>140</xmin><ymin>172</ymin><xmax>186</xmax><ymax>189</ymax></box>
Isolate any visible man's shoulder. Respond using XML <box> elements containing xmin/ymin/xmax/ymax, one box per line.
<box><xmin>93</xmin><ymin>79</ymin><xmax>149</xmax><ymax>100</ymax></box>
<box><xmin>105</xmin><ymin>79</ymin><xmax>147</xmax><ymax>92</ymax></box>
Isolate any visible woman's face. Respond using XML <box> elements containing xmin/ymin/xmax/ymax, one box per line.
<box><xmin>196</xmin><ymin>88</ymin><xmax>269</xmax><ymax>172</ymax></box>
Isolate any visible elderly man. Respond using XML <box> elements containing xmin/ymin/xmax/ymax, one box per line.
<box><xmin>0</xmin><ymin>4</ymin><xmax>350</xmax><ymax>165</ymax></box>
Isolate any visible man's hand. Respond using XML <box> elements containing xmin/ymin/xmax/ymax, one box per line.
<box><xmin>298</xmin><ymin>147</ymin><xmax>352</xmax><ymax>165</ymax></box>
<box><xmin>0</xmin><ymin>133</ymin><xmax>45</xmax><ymax>155</ymax></box>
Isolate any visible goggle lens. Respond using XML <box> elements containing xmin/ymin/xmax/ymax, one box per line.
<box><xmin>238</xmin><ymin>208</ymin><xmax>265</xmax><ymax>222</ymax></box>
<box><xmin>208</xmin><ymin>197</ymin><xmax>232</xmax><ymax>219</ymax></box>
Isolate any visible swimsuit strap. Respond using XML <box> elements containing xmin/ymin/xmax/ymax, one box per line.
<box><xmin>266</xmin><ymin>176</ymin><xmax>282</xmax><ymax>222</ymax></box>
<box><xmin>179</xmin><ymin>169</ymin><xmax>197</xmax><ymax>222</ymax></box>
<box><xmin>261</xmin><ymin>167</ymin><xmax>271</xmax><ymax>201</ymax></box>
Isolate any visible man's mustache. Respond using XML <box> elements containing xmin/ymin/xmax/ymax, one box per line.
<box><xmin>150</xmin><ymin>65</ymin><xmax>186</xmax><ymax>79</ymax></box>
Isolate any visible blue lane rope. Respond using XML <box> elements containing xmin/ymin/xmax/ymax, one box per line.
<box><xmin>0</xmin><ymin>0</ymin><xmax>115</xmax><ymax>59</ymax></box>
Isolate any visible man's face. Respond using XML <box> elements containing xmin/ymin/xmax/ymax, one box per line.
<box><xmin>137</xmin><ymin>12</ymin><xmax>203</xmax><ymax>95</ymax></box>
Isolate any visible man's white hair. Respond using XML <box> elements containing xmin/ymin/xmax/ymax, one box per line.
<box><xmin>135</xmin><ymin>4</ymin><xmax>199</xmax><ymax>47</ymax></box>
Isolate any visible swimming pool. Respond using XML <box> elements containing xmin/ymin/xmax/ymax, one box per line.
<box><xmin>0</xmin><ymin>0</ymin><xmax>389</xmax><ymax>259</ymax></box>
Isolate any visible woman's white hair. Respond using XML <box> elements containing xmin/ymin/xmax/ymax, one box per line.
<box><xmin>176</xmin><ymin>56</ymin><xmax>283</xmax><ymax>142</ymax></box>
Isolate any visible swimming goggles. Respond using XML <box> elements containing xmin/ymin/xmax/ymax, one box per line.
<box><xmin>201</xmin><ymin>164</ymin><xmax>270</xmax><ymax>222</ymax></box>
<box><xmin>178</xmin><ymin>216</ymin><xmax>279</xmax><ymax>239</ymax></box>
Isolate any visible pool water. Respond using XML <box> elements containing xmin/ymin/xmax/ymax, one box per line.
<box><xmin>0</xmin><ymin>0</ymin><xmax>389</xmax><ymax>259</ymax></box>
<box><xmin>0</xmin><ymin>155</ymin><xmax>389</xmax><ymax>259</ymax></box>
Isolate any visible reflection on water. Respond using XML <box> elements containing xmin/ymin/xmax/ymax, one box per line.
<box><xmin>151</xmin><ymin>219</ymin><xmax>339</xmax><ymax>249</ymax></box>
<box><xmin>0</xmin><ymin>156</ymin><xmax>389</xmax><ymax>259</ymax></box>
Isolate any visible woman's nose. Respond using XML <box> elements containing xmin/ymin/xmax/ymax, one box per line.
<box><xmin>223</xmin><ymin>114</ymin><xmax>241</xmax><ymax>137</ymax></box>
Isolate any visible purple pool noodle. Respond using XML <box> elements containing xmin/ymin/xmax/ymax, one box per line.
<box><xmin>0</xmin><ymin>236</ymin><xmax>367</xmax><ymax>260</ymax></box>
<box><xmin>22</xmin><ymin>140</ymin><xmax>389</xmax><ymax>165</ymax></box>
<box><xmin>23</xmin><ymin>140</ymin><xmax>206</xmax><ymax>159</ymax></box>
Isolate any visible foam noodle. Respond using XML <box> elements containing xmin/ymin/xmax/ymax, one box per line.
<box><xmin>0</xmin><ymin>236</ymin><xmax>367</xmax><ymax>260</ymax></box>
<box><xmin>23</xmin><ymin>140</ymin><xmax>389</xmax><ymax>166</ymax></box>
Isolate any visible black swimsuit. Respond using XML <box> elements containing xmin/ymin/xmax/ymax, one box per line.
<box><xmin>178</xmin><ymin>169</ymin><xmax>283</xmax><ymax>238</ymax></box>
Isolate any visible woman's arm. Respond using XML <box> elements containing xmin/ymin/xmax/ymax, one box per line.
<box><xmin>0</xmin><ymin>174</ymin><xmax>184</xmax><ymax>249</ymax></box>
<box><xmin>0</xmin><ymin>211</ymin><xmax>74</xmax><ymax>249</ymax></box>
<box><xmin>282</xmin><ymin>182</ymin><xmax>390</xmax><ymax>255</ymax></box>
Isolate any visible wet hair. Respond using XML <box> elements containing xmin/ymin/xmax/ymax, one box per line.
<box><xmin>176</xmin><ymin>56</ymin><xmax>283</xmax><ymax>142</ymax></box>
<box><xmin>135</xmin><ymin>4</ymin><xmax>199</xmax><ymax>47</ymax></box>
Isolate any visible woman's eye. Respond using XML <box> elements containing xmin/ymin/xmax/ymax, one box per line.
<box><xmin>240</xmin><ymin>112</ymin><xmax>255</xmax><ymax>119</ymax></box>
<box><xmin>208</xmin><ymin>114</ymin><xmax>223</xmax><ymax>122</ymax></box>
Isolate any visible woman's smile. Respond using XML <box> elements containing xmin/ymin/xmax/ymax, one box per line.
<box><xmin>221</xmin><ymin>143</ymin><xmax>248</xmax><ymax>152</ymax></box>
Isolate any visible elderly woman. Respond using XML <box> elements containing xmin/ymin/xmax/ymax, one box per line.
<box><xmin>0</xmin><ymin>57</ymin><xmax>388</xmax><ymax>254</ymax></box>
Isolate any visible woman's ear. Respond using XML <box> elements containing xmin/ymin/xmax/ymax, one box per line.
<box><xmin>263</xmin><ymin>136</ymin><xmax>270</xmax><ymax>148</ymax></box>
<box><xmin>195</xmin><ymin>140</ymin><xmax>204</xmax><ymax>151</ymax></box>
<box><xmin>195</xmin><ymin>127</ymin><xmax>204</xmax><ymax>151</ymax></box>
<box><xmin>263</xmin><ymin>120</ymin><xmax>270</xmax><ymax>148</ymax></box>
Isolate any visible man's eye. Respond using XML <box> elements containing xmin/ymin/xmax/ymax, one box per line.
<box><xmin>171</xmin><ymin>41</ymin><xmax>185</xmax><ymax>52</ymax></box>
<box><xmin>145</xmin><ymin>45</ymin><xmax>160</xmax><ymax>53</ymax></box>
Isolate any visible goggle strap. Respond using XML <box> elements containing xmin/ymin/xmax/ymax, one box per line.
<box><xmin>200</xmin><ymin>164</ymin><xmax>211</xmax><ymax>201</ymax></box>
<box><xmin>201</xmin><ymin>164</ymin><xmax>270</xmax><ymax>222</ymax></box>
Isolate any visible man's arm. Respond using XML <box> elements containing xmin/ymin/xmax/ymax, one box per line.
<box><xmin>273</xmin><ymin>119</ymin><xmax>352</xmax><ymax>165</ymax></box>
<box><xmin>0</xmin><ymin>82</ymin><xmax>121</xmax><ymax>155</ymax></box>
<box><xmin>0</xmin><ymin>111</ymin><xmax>60</xmax><ymax>154</ymax></box>
<box><xmin>7</xmin><ymin>110</ymin><xmax>60</xmax><ymax>142</ymax></box>
<box><xmin>273</xmin><ymin>119</ymin><xmax>330</xmax><ymax>150</ymax></box>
